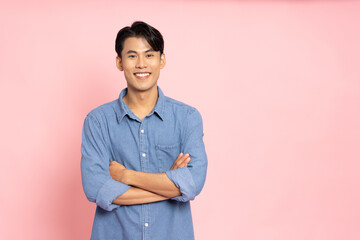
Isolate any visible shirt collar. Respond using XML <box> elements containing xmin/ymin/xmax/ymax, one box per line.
<box><xmin>116</xmin><ymin>86</ymin><xmax>165</xmax><ymax>123</ymax></box>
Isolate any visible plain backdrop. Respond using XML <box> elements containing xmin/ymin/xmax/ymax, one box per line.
<box><xmin>1</xmin><ymin>0</ymin><xmax>360</xmax><ymax>239</ymax></box>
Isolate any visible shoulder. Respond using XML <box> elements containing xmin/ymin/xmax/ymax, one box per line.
<box><xmin>85</xmin><ymin>99</ymin><xmax>119</xmax><ymax>124</ymax></box>
<box><xmin>164</xmin><ymin>96</ymin><xmax>199</xmax><ymax>115</ymax></box>
<box><xmin>163</xmin><ymin>96</ymin><xmax>203</xmax><ymax>125</ymax></box>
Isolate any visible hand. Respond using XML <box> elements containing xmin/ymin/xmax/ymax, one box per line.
<box><xmin>170</xmin><ymin>153</ymin><xmax>191</xmax><ymax>170</ymax></box>
<box><xmin>109</xmin><ymin>161</ymin><xmax>127</xmax><ymax>183</ymax></box>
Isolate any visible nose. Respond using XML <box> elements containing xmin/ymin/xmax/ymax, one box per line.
<box><xmin>136</xmin><ymin>55</ymin><xmax>147</xmax><ymax>69</ymax></box>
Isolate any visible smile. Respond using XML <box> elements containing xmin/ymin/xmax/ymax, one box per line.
<box><xmin>134</xmin><ymin>73</ymin><xmax>151</xmax><ymax>77</ymax></box>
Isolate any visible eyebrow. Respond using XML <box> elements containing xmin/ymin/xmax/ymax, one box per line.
<box><xmin>126</xmin><ymin>49</ymin><xmax>156</xmax><ymax>54</ymax></box>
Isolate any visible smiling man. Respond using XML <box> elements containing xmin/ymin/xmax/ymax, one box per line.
<box><xmin>81</xmin><ymin>21</ymin><xmax>207</xmax><ymax>240</ymax></box>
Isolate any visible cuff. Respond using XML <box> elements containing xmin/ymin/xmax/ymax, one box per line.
<box><xmin>165</xmin><ymin>167</ymin><xmax>196</xmax><ymax>202</ymax></box>
<box><xmin>96</xmin><ymin>178</ymin><xmax>131</xmax><ymax>211</ymax></box>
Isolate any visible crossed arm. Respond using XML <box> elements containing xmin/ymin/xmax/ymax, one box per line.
<box><xmin>111</xmin><ymin>153</ymin><xmax>191</xmax><ymax>205</ymax></box>
<box><xmin>81</xmin><ymin>109</ymin><xmax>207</xmax><ymax>210</ymax></box>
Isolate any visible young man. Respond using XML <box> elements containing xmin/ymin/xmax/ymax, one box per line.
<box><xmin>81</xmin><ymin>21</ymin><xmax>207</xmax><ymax>240</ymax></box>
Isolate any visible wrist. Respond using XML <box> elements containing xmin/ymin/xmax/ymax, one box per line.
<box><xmin>121</xmin><ymin>169</ymin><xmax>133</xmax><ymax>185</ymax></box>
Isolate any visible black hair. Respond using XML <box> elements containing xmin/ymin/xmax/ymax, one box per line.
<box><xmin>115</xmin><ymin>21</ymin><xmax>164</xmax><ymax>59</ymax></box>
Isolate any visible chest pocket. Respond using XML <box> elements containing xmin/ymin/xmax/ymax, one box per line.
<box><xmin>155</xmin><ymin>144</ymin><xmax>181</xmax><ymax>172</ymax></box>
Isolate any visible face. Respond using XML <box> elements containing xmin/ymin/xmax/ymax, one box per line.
<box><xmin>116</xmin><ymin>37</ymin><xmax>166</xmax><ymax>93</ymax></box>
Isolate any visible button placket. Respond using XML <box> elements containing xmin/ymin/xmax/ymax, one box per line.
<box><xmin>139</xmin><ymin>122</ymin><xmax>149</xmax><ymax>172</ymax></box>
<box><xmin>139</xmin><ymin>121</ymin><xmax>150</xmax><ymax>240</ymax></box>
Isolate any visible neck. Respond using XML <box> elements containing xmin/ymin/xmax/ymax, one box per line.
<box><xmin>123</xmin><ymin>86</ymin><xmax>159</xmax><ymax>120</ymax></box>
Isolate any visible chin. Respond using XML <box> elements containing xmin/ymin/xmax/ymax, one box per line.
<box><xmin>130</xmin><ymin>84</ymin><xmax>157</xmax><ymax>93</ymax></box>
<box><xmin>137</xmin><ymin>82</ymin><xmax>157</xmax><ymax>91</ymax></box>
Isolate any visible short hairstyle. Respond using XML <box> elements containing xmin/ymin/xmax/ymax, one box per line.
<box><xmin>115</xmin><ymin>21</ymin><xmax>164</xmax><ymax>59</ymax></box>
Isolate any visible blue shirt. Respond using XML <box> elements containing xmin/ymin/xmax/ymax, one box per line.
<box><xmin>81</xmin><ymin>87</ymin><xmax>208</xmax><ymax>240</ymax></box>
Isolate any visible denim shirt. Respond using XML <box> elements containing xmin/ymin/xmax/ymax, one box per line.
<box><xmin>81</xmin><ymin>87</ymin><xmax>208</xmax><ymax>240</ymax></box>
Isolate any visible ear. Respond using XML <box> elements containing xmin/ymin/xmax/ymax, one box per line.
<box><xmin>116</xmin><ymin>56</ymin><xmax>123</xmax><ymax>71</ymax></box>
<box><xmin>160</xmin><ymin>53</ymin><xmax>166</xmax><ymax>69</ymax></box>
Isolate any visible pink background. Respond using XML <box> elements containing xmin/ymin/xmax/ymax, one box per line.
<box><xmin>1</xmin><ymin>0</ymin><xmax>360</xmax><ymax>239</ymax></box>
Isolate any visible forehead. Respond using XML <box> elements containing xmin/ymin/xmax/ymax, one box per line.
<box><xmin>122</xmin><ymin>37</ymin><xmax>152</xmax><ymax>52</ymax></box>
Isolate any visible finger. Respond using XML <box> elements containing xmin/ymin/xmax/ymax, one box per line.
<box><xmin>182</xmin><ymin>156</ymin><xmax>191</xmax><ymax>166</ymax></box>
<box><xmin>177</xmin><ymin>154</ymin><xmax>190</xmax><ymax>165</ymax></box>
<box><xmin>175</xmin><ymin>152</ymin><xmax>184</xmax><ymax>161</ymax></box>
<box><xmin>110</xmin><ymin>161</ymin><xmax>119</xmax><ymax>166</ymax></box>
<box><xmin>178</xmin><ymin>157</ymin><xmax>191</xmax><ymax>168</ymax></box>
<box><xmin>172</xmin><ymin>153</ymin><xmax>185</xmax><ymax>166</ymax></box>
<box><xmin>171</xmin><ymin>153</ymin><xmax>189</xmax><ymax>170</ymax></box>
<box><xmin>175</xmin><ymin>153</ymin><xmax>188</xmax><ymax>165</ymax></box>
<box><xmin>179</xmin><ymin>153</ymin><xmax>189</xmax><ymax>161</ymax></box>
<box><xmin>181</xmin><ymin>154</ymin><xmax>190</xmax><ymax>163</ymax></box>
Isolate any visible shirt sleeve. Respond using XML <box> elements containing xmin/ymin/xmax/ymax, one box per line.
<box><xmin>165</xmin><ymin>108</ymin><xmax>208</xmax><ymax>202</ymax></box>
<box><xmin>81</xmin><ymin>114</ymin><xmax>130</xmax><ymax>211</ymax></box>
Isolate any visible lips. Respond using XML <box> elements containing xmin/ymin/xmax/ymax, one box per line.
<box><xmin>134</xmin><ymin>72</ymin><xmax>151</xmax><ymax>79</ymax></box>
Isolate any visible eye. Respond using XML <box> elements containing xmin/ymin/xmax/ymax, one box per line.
<box><xmin>128</xmin><ymin>55</ymin><xmax>136</xmax><ymax>59</ymax></box>
<box><xmin>146</xmin><ymin>54</ymin><xmax>154</xmax><ymax>58</ymax></box>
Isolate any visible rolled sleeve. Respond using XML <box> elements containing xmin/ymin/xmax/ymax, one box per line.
<box><xmin>166</xmin><ymin>108</ymin><xmax>208</xmax><ymax>202</ymax></box>
<box><xmin>96</xmin><ymin>178</ymin><xmax>130</xmax><ymax>211</ymax></box>
<box><xmin>165</xmin><ymin>167</ymin><xmax>196</xmax><ymax>201</ymax></box>
<box><xmin>81</xmin><ymin>114</ymin><xmax>130</xmax><ymax>211</ymax></box>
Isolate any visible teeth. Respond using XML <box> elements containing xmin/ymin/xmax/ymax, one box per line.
<box><xmin>135</xmin><ymin>73</ymin><xmax>150</xmax><ymax>77</ymax></box>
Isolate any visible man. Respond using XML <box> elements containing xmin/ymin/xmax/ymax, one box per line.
<box><xmin>81</xmin><ymin>21</ymin><xmax>207</xmax><ymax>240</ymax></box>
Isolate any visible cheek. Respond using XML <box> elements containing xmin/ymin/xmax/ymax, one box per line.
<box><xmin>123</xmin><ymin>60</ymin><xmax>134</xmax><ymax>69</ymax></box>
<box><xmin>123</xmin><ymin>69</ymin><xmax>134</xmax><ymax>80</ymax></box>
<box><xmin>150</xmin><ymin>61</ymin><xmax>161</xmax><ymax>70</ymax></box>
<box><xmin>123</xmin><ymin>65</ymin><xmax>134</xmax><ymax>74</ymax></box>
<box><xmin>123</xmin><ymin>69</ymin><xmax>131</xmax><ymax>75</ymax></box>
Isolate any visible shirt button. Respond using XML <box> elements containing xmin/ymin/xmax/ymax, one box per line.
<box><xmin>141</xmin><ymin>129</ymin><xmax>144</xmax><ymax>133</ymax></box>
<box><xmin>142</xmin><ymin>153</ymin><xmax>146</xmax><ymax>157</ymax></box>
<box><xmin>145</xmin><ymin>223</ymin><xmax>149</xmax><ymax>227</ymax></box>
